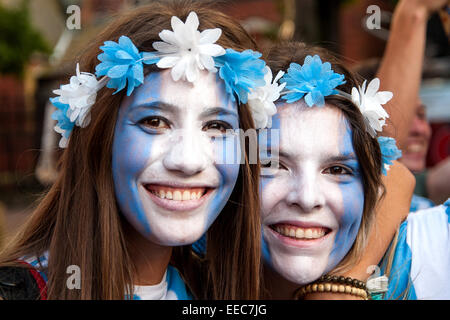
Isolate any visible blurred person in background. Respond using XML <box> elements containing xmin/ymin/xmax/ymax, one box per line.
<box><xmin>354</xmin><ymin>0</ymin><xmax>450</xmax><ymax>210</ymax></box>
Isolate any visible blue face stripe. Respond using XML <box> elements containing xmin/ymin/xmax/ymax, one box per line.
<box><xmin>326</xmin><ymin>118</ymin><xmax>364</xmax><ymax>273</ymax></box>
<box><xmin>112</xmin><ymin>72</ymin><xmax>163</xmax><ymax>235</ymax></box>
<box><xmin>259</xmin><ymin>114</ymin><xmax>281</xmax><ymax>266</ymax></box>
<box><xmin>202</xmin><ymin>75</ymin><xmax>241</xmax><ymax>230</ymax></box>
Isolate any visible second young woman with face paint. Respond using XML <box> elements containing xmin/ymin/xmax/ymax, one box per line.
<box><xmin>260</xmin><ymin>44</ymin><xmax>383</xmax><ymax>299</ymax></box>
<box><xmin>259</xmin><ymin>42</ymin><xmax>450</xmax><ymax>300</ymax></box>
<box><xmin>0</xmin><ymin>1</ymin><xmax>263</xmax><ymax>300</ymax></box>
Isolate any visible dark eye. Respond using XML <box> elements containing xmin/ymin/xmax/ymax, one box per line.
<box><xmin>323</xmin><ymin>165</ymin><xmax>351</xmax><ymax>175</ymax></box>
<box><xmin>261</xmin><ymin>160</ymin><xmax>288</xmax><ymax>170</ymax></box>
<box><xmin>203</xmin><ymin>121</ymin><xmax>232</xmax><ymax>134</ymax></box>
<box><xmin>139</xmin><ymin>117</ymin><xmax>170</xmax><ymax>132</ymax></box>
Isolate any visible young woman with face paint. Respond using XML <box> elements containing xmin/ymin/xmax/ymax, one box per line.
<box><xmin>0</xmin><ymin>1</ymin><xmax>262</xmax><ymax>300</ymax></box>
<box><xmin>260</xmin><ymin>42</ymin><xmax>450</xmax><ymax>300</ymax></box>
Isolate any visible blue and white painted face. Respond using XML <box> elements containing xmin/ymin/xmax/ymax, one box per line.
<box><xmin>112</xmin><ymin>70</ymin><xmax>241</xmax><ymax>246</ymax></box>
<box><xmin>259</xmin><ymin>101</ymin><xmax>364</xmax><ymax>285</ymax></box>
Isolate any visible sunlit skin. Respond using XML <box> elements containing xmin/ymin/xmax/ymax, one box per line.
<box><xmin>400</xmin><ymin>99</ymin><xmax>431</xmax><ymax>173</ymax></box>
<box><xmin>112</xmin><ymin>70</ymin><xmax>241</xmax><ymax>247</ymax></box>
<box><xmin>260</xmin><ymin>102</ymin><xmax>364</xmax><ymax>293</ymax></box>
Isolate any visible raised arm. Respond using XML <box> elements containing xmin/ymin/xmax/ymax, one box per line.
<box><xmin>376</xmin><ymin>0</ymin><xmax>448</xmax><ymax>150</ymax></box>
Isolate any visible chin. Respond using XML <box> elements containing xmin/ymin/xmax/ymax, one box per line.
<box><xmin>148</xmin><ymin>221</ymin><xmax>206</xmax><ymax>246</ymax></box>
<box><xmin>270</xmin><ymin>254</ymin><xmax>328</xmax><ymax>286</ymax></box>
<box><xmin>400</xmin><ymin>156</ymin><xmax>426</xmax><ymax>173</ymax></box>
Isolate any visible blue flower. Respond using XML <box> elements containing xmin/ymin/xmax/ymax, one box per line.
<box><xmin>95</xmin><ymin>35</ymin><xmax>159</xmax><ymax>96</ymax></box>
<box><xmin>378</xmin><ymin>136</ymin><xmax>402</xmax><ymax>176</ymax></box>
<box><xmin>50</xmin><ymin>97</ymin><xmax>74</xmax><ymax>137</ymax></box>
<box><xmin>281</xmin><ymin>55</ymin><xmax>346</xmax><ymax>107</ymax></box>
<box><xmin>214</xmin><ymin>49</ymin><xmax>266</xmax><ymax>104</ymax></box>
<box><xmin>50</xmin><ymin>97</ymin><xmax>75</xmax><ymax>148</ymax></box>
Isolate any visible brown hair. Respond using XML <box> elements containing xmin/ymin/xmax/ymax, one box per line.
<box><xmin>265</xmin><ymin>41</ymin><xmax>384</xmax><ymax>276</ymax></box>
<box><xmin>0</xmin><ymin>0</ymin><xmax>261</xmax><ymax>299</ymax></box>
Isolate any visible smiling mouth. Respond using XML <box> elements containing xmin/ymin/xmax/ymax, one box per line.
<box><xmin>406</xmin><ymin>142</ymin><xmax>426</xmax><ymax>153</ymax></box>
<box><xmin>269</xmin><ymin>224</ymin><xmax>331</xmax><ymax>240</ymax></box>
<box><xmin>144</xmin><ymin>184</ymin><xmax>210</xmax><ymax>201</ymax></box>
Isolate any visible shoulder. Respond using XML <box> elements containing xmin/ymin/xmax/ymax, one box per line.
<box><xmin>382</xmin><ymin>201</ymin><xmax>450</xmax><ymax>299</ymax></box>
<box><xmin>0</xmin><ymin>265</ymin><xmax>43</xmax><ymax>300</ymax></box>
<box><xmin>381</xmin><ymin>221</ymin><xmax>416</xmax><ymax>300</ymax></box>
<box><xmin>406</xmin><ymin>200</ymin><xmax>450</xmax><ymax>247</ymax></box>
<box><xmin>166</xmin><ymin>265</ymin><xmax>194</xmax><ymax>300</ymax></box>
<box><xmin>405</xmin><ymin>200</ymin><xmax>450</xmax><ymax>299</ymax></box>
<box><xmin>409</xmin><ymin>194</ymin><xmax>435</xmax><ymax>212</ymax></box>
<box><xmin>0</xmin><ymin>252</ymin><xmax>50</xmax><ymax>300</ymax></box>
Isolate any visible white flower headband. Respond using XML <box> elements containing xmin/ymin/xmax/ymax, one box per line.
<box><xmin>278</xmin><ymin>55</ymin><xmax>401</xmax><ymax>175</ymax></box>
<box><xmin>50</xmin><ymin>12</ymin><xmax>282</xmax><ymax>148</ymax></box>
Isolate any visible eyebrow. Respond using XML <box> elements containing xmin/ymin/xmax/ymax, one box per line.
<box><xmin>199</xmin><ymin>107</ymin><xmax>238</xmax><ymax>118</ymax></box>
<box><xmin>327</xmin><ymin>154</ymin><xmax>358</xmax><ymax>162</ymax></box>
<box><xmin>261</xmin><ymin>148</ymin><xmax>291</xmax><ymax>159</ymax></box>
<box><xmin>130</xmin><ymin>101</ymin><xmax>177</xmax><ymax>114</ymax></box>
<box><xmin>131</xmin><ymin>102</ymin><xmax>238</xmax><ymax>118</ymax></box>
<box><xmin>262</xmin><ymin>148</ymin><xmax>357</xmax><ymax>163</ymax></box>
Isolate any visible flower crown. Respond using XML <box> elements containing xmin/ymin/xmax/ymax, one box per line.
<box><xmin>50</xmin><ymin>12</ymin><xmax>283</xmax><ymax>148</ymax></box>
<box><xmin>278</xmin><ymin>54</ymin><xmax>401</xmax><ymax>175</ymax></box>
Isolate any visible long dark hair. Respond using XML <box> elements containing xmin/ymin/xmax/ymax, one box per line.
<box><xmin>0</xmin><ymin>0</ymin><xmax>261</xmax><ymax>300</ymax></box>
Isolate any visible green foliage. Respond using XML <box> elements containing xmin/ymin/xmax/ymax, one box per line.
<box><xmin>0</xmin><ymin>1</ymin><xmax>50</xmax><ymax>77</ymax></box>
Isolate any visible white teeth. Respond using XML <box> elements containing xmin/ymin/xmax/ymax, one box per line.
<box><xmin>407</xmin><ymin>143</ymin><xmax>424</xmax><ymax>153</ymax></box>
<box><xmin>150</xmin><ymin>188</ymin><xmax>206</xmax><ymax>201</ymax></box>
<box><xmin>305</xmin><ymin>229</ymin><xmax>313</xmax><ymax>239</ymax></box>
<box><xmin>275</xmin><ymin>226</ymin><xmax>326</xmax><ymax>240</ymax></box>
<box><xmin>173</xmin><ymin>191</ymin><xmax>182</xmax><ymax>201</ymax></box>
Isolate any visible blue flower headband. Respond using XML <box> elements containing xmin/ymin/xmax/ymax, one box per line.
<box><xmin>278</xmin><ymin>54</ymin><xmax>401</xmax><ymax>175</ymax></box>
<box><xmin>50</xmin><ymin>12</ymin><xmax>281</xmax><ymax>148</ymax></box>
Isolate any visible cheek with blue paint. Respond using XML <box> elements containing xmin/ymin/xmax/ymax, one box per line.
<box><xmin>325</xmin><ymin>120</ymin><xmax>365</xmax><ymax>273</ymax></box>
<box><xmin>112</xmin><ymin>72</ymin><xmax>162</xmax><ymax>237</ymax></box>
<box><xmin>112</xmin><ymin>70</ymin><xmax>241</xmax><ymax>246</ymax></box>
<box><xmin>258</xmin><ymin>112</ymin><xmax>282</xmax><ymax>266</ymax></box>
<box><xmin>201</xmin><ymin>77</ymin><xmax>241</xmax><ymax>230</ymax></box>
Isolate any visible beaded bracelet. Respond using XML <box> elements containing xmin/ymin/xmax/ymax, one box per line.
<box><xmin>294</xmin><ymin>275</ymin><xmax>369</xmax><ymax>300</ymax></box>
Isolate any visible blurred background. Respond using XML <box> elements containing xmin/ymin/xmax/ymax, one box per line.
<box><xmin>0</xmin><ymin>0</ymin><xmax>449</xmax><ymax>246</ymax></box>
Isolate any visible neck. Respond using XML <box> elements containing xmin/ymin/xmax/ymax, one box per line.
<box><xmin>124</xmin><ymin>221</ymin><xmax>173</xmax><ymax>286</ymax></box>
<box><xmin>263</xmin><ymin>264</ymin><xmax>301</xmax><ymax>300</ymax></box>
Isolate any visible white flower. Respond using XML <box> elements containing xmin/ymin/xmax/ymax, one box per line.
<box><xmin>54</xmin><ymin>126</ymin><xmax>69</xmax><ymax>148</ymax></box>
<box><xmin>351</xmin><ymin>78</ymin><xmax>392</xmax><ymax>137</ymax></box>
<box><xmin>153</xmin><ymin>11</ymin><xmax>226</xmax><ymax>82</ymax></box>
<box><xmin>248</xmin><ymin>68</ymin><xmax>286</xmax><ymax>129</ymax></box>
<box><xmin>53</xmin><ymin>63</ymin><xmax>100</xmax><ymax>127</ymax></box>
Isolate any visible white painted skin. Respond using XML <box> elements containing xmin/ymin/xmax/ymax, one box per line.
<box><xmin>113</xmin><ymin>70</ymin><xmax>241</xmax><ymax>247</ymax></box>
<box><xmin>260</xmin><ymin>101</ymin><xmax>364</xmax><ymax>286</ymax></box>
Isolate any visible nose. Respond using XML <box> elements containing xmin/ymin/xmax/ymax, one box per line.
<box><xmin>163</xmin><ymin>130</ymin><xmax>212</xmax><ymax>176</ymax></box>
<box><xmin>286</xmin><ymin>171</ymin><xmax>325</xmax><ymax>213</ymax></box>
<box><xmin>410</xmin><ymin>115</ymin><xmax>431</xmax><ymax>138</ymax></box>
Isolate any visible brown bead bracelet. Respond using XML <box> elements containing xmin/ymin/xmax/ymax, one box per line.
<box><xmin>294</xmin><ymin>275</ymin><xmax>369</xmax><ymax>300</ymax></box>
